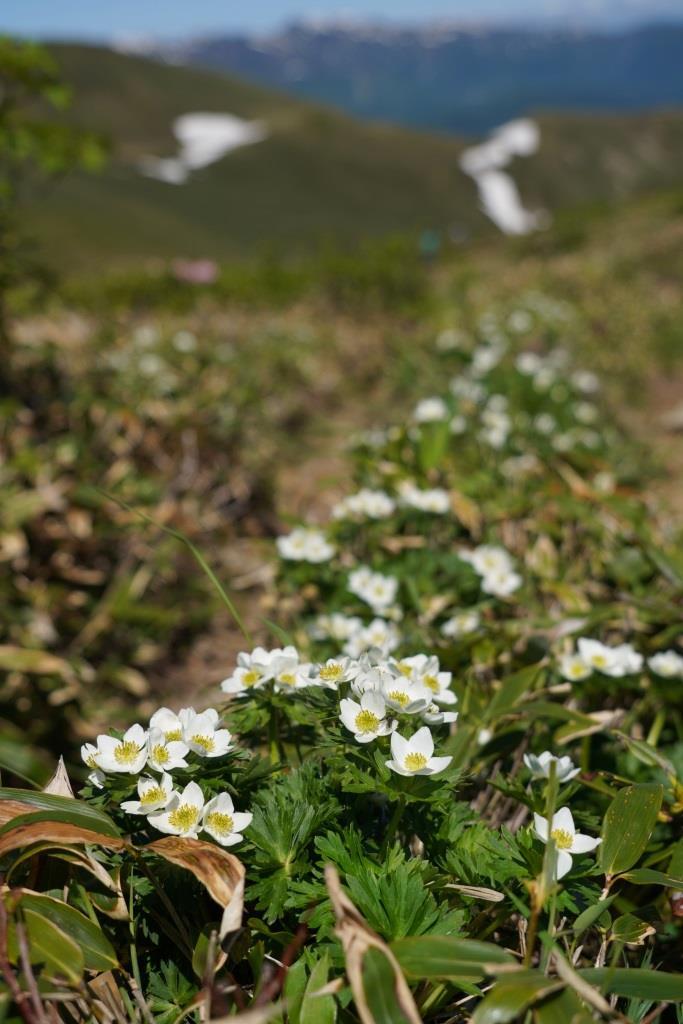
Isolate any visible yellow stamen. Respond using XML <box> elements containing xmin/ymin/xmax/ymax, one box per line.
<box><xmin>165</xmin><ymin>728</ymin><xmax>182</xmax><ymax>742</ymax></box>
<box><xmin>278</xmin><ymin>672</ymin><xmax>296</xmax><ymax>686</ymax></box>
<box><xmin>242</xmin><ymin>669</ymin><xmax>261</xmax><ymax>687</ymax></box>
<box><xmin>319</xmin><ymin>663</ymin><xmax>343</xmax><ymax>681</ymax></box>
<box><xmin>140</xmin><ymin>786</ymin><xmax>165</xmax><ymax>806</ymax></box>
<box><xmin>397</xmin><ymin>662</ymin><xmax>413</xmax><ymax>677</ymax></box>
<box><xmin>404</xmin><ymin>752</ymin><xmax>428</xmax><ymax>772</ymax></box>
<box><xmin>387</xmin><ymin>690</ymin><xmax>410</xmax><ymax>707</ymax></box>
<box><xmin>168</xmin><ymin>804</ymin><xmax>200</xmax><ymax>831</ymax></box>
<box><xmin>191</xmin><ymin>734</ymin><xmax>215</xmax><ymax>753</ymax></box>
<box><xmin>205</xmin><ymin>811</ymin><xmax>234</xmax><ymax>836</ymax></box>
<box><xmin>355</xmin><ymin>709</ymin><xmax>380</xmax><ymax>733</ymax></box>
<box><xmin>114</xmin><ymin>741</ymin><xmax>142</xmax><ymax>766</ymax></box>
<box><xmin>151</xmin><ymin>744</ymin><xmax>169</xmax><ymax>765</ymax></box>
<box><xmin>423</xmin><ymin>675</ymin><xmax>439</xmax><ymax>693</ymax></box>
<box><xmin>551</xmin><ymin>828</ymin><xmax>573</xmax><ymax>850</ymax></box>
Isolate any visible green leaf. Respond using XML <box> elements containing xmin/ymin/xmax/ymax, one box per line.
<box><xmin>609</xmin><ymin>913</ymin><xmax>654</xmax><ymax>945</ymax></box>
<box><xmin>484</xmin><ymin>665</ymin><xmax>544</xmax><ymax>723</ymax></box>
<box><xmin>300</xmin><ymin>954</ymin><xmax>335</xmax><ymax>1024</ymax></box>
<box><xmin>572</xmin><ymin>895</ymin><xmax>617</xmax><ymax>936</ymax></box>
<box><xmin>472</xmin><ymin>972</ymin><xmax>564</xmax><ymax>1024</ymax></box>
<box><xmin>284</xmin><ymin>959</ymin><xmax>308</xmax><ymax>1024</ymax></box>
<box><xmin>391</xmin><ymin>935</ymin><xmax>515</xmax><ymax>981</ymax></box>
<box><xmin>16</xmin><ymin>909</ymin><xmax>84</xmax><ymax>984</ymax></box>
<box><xmin>579</xmin><ymin>968</ymin><xmax>683</xmax><ymax>1001</ymax></box>
<box><xmin>620</xmin><ymin>868</ymin><xmax>683</xmax><ymax>888</ymax></box>
<box><xmin>0</xmin><ymin>788</ymin><xmax>121</xmax><ymax>837</ymax></box>
<box><xmin>18</xmin><ymin>892</ymin><xmax>118</xmax><ymax>971</ymax></box>
<box><xmin>362</xmin><ymin>947</ymin><xmax>413</xmax><ymax>1024</ymax></box>
<box><xmin>598</xmin><ymin>784</ymin><xmax>663</xmax><ymax>876</ymax></box>
<box><xmin>532</xmin><ymin>988</ymin><xmax>594</xmax><ymax>1024</ymax></box>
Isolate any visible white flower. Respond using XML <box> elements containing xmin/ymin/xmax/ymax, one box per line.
<box><xmin>449</xmin><ymin>414</ymin><xmax>467</xmax><ymax>434</ymax></box>
<box><xmin>310</xmin><ymin>657</ymin><xmax>361</xmax><ymax>689</ymax></box>
<box><xmin>394</xmin><ymin>654</ymin><xmax>457</xmax><ymax>706</ymax></box>
<box><xmin>121</xmin><ymin>773</ymin><xmax>173</xmax><ymax>815</ymax></box>
<box><xmin>571</xmin><ymin>369</ymin><xmax>600</xmax><ymax>394</ymax></box>
<box><xmin>421</xmin><ymin>704</ymin><xmax>459</xmax><ymax>726</ymax></box>
<box><xmin>148</xmin><ymin>781</ymin><xmax>205</xmax><ymax>837</ymax></box>
<box><xmin>93</xmin><ymin>724</ymin><xmax>148</xmax><ymax>774</ymax></box>
<box><xmin>381</xmin><ymin>677</ymin><xmax>432</xmax><ymax>715</ymax></box>
<box><xmin>221</xmin><ymin>646</ymin><xmax>278</xmax><ymax>694</ymax></box>
<box><xmin>80</xmin><ymin>743</ymin><xmax>105</xmax><ymax>788</ymax></box>
<box><xmin>575</xmin><ymin>401</ymin><xmax>598</xmax><ymax>424</ymax></box>
<box><xmin>649</xmin><ymin>650</ymin><xmax>683</xmax><ymax>679</ymax></box>
<box><xmin>268</xmin><ymin>647</ymin><xmax>311</xmax><ymax>692</ymax></box>
<box><xmin>399</xmin><ymin>482</ymin><xmax>451</xmax><ymax>514</ymax></box>
<box><xmin>340</xmin><ymin>691</ymin><xmax>394</xmax><ymax>743</ymax></box>
<box><xmin>450</xmin><ymin>377</ymin><xmax>485</xmax><ymax>403</ymax></box>
<box><xmin>147</xmin><ymin>728</ymin><xmax>189</xmax><ymax>772</ymax></box>
<box><xmin>149</xmin><ymin>708</ymin><xmax>185</xmax><ymax>742</ymax></box>
<box><xmin>461</xmin><ymin>545</ymin><xmax>513</xmax><ymax>577</ymax></box>
<box><xmin>534</xmin><ymin>413</ymin><xmax>557</xmax><ymax>435</ymax></box>
<box><xmin>516</xmin><ymin>351</ymin><xmax>544</xmax><ymax>375</ymax></box>
<box><xmin>386</xmin><ymin>727</ymin><xmax>452</xmax><ymax>777</ymax></box>
<box><xmin>348</xmin><ymin>567</ymin><xmax>398</xmax><ymax>613</ymax></box>
<box><xmin>343</xmin><ymin>618</ymin><xmax>401</xmax><ymax>658</ymax></box>
<box><xmin>311</xmin><ymin>613</ymin><xmax>364</xmax><ymax>642</ymax></box>
<box><xmin>276</xmin><ymin>527</ymin><xmax>335</xmax><ymax>563</ymax></box>
<box><xmin>442</xmin><ymin>611</ymin><xmax>480</xmax><ymax>638</ymax></box>
<box><xmin>471</xmin><ymin>344</ymin><xmax>502</xmax><ymax>376</ymax></box>
<box><xmin>577</xmin><ymin>638</ymin><xmax>643</xmax><ymax>678</ymax></box>
<box><xmin>201</xmin><ymin>793</ymin><xmax>252</xmax><ymax>847</ymax></box>
<box><xmin>333</xmin><ymin>488</ymin><xmax>396</xmax><ymax>520</ymax></box>
<box><xmin>413</xmin><ymin>397</ymin><xmax>449</xmax><ymax>423</ymax></box>
<box><xmin>533</xmin><ymin>807</ymin><xmax>601</xmax><ymax>879</ymax></box>
<box><xmin>559</xmin><ymin>653</ymin><xmax>591</xmax><ymax>682</ymax></box>
<box><xmin>524</xmin><ymin>751</ymin><xmax>580</xmax><ymax>783</ymax></box>
<box><xmin>179</xmin><ymin>708</ymin><xmax>232</xmax><ymax>758</ymax></box>
<box><xmin>481</xmin><ymin>568</ymin><xmax>522</xmax><ymax>598</ymax></box>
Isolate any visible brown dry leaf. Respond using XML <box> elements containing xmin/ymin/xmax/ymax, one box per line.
<box><xmin>0</xmin><ymin>800</ymin><xmax>36</xmax><ymax>826</ymax></box>
<box><xmin>381</xmin><ymin>535</ymin><xmax>426</xmax><ymax>554</ymax></box>
<box><xmin>325</xmin><ymin>865</ymin><xmax>422</xmax><ymax>1024</ymax></box>
<box><xmin>556</xmin><ymin>462</ymin><xmax>595</xmax><ymax>500</ymax></box>
<box><xmin>146</xmin><ymin>836</ymin><xmax>244</xmax><ymax>908</ymax></box>
<box><xmin>0</xmin><ymin>821</ymin><xmax>125</xmax><ymax>858</ymax></box>
<box><xmin>557</xmin><ymin>709</ymin><xmax>626</xmax><ymax>744</ymax></box>
<box><xmin>43</xmin><ymin>756</ymin><xmax>75</xmax><ymax>798</ymax></box>
<box><xmin>220</xmin><ymin>875</ymin><xmax>245</xmax><ymax>940</ymax></box>
<box><xmin>450</xmin><ymin>490</ymin><xmax>482</xmax><ymax>536</ymax></box>
<box><xmin>446</xmin><ymin>883</ymin><xmax>504</xmax><ymax>903</ymax></box>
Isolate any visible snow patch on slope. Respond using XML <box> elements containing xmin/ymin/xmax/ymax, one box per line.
<box><xmin>140</xmin><ymin>112</ymin><xmax>268</xmax><ymax>185</ymax></box>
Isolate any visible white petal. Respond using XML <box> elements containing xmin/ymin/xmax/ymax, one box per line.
<box><xmin>552</xmin><ymin>807</ymin><xmax>575</xmax><ymax>836</ymax></box>
<box><xmin>533</xmin><ymin>813</ymin><xmax>549</xmax><ymax>841</ymax></box>
<box><xmin>410</xmin><ymin>726</ymin><xmax>434</xmax><ymax>758</ymax></box>
<box><xmin>181</xmin><ymin>781</ymin><xmax>205</xmax><ymax>809</ymax></box>
<box><xmin>555</xmin><ymin>850</ymin><xmax>573</xmax><ymax>879</ymax></box>
<box><xmin>231</xmin><ymin>812</ymin><xmax>252</xmax><ymax>833</ymax></box>
<box><xmin>390</xmin><ymin>732</ymin><xmax>409</xmax><ymax>761</ymax></box>
<box><xmin>570</xmin><ymin>833</ymin><xmax>602</xmax><ymax>854</ymax></box>
<box><xmin>425</xmin><ymin>755</ymin><xmax>452</xmax><ymax>775</ymax></box>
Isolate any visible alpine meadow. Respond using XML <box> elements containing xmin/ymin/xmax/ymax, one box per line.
<box><xmin>1</xmin><ymin>15</ymin><xmax>683</xmax><ymax>1024</ymax></box>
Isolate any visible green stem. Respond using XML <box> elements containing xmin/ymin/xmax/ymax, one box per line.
<box><xmin>381</xmin><ymin>796</ymin><xmax>406</xmax><ymax>858</ymax></box>
<box><xmin>647</xmin><ymin>708</ymin><xmax>666</xmax><ymax>747</ymax></box>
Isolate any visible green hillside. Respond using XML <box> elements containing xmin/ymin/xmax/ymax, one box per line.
<box><xmin>23</xmin><ymin>44</ymin><xmax>683</xmax><ymax>270</ymax></box>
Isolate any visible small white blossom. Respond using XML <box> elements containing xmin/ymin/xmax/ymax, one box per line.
<box><xmin>147</xmin><ymin>728</ymin><xmax>189</xmax><ymax>772</ymax></box>
<box><xmin>394</xmin><ymin>654</ymin><xmax>457</xmax><ymax>706</ymax></box>
<box><xmin>577</xmin><ymin>638</ymin><xmax>643</xmax><ymax>678</ymax></box>
<box><xmin>524</xmin><ymin>751</ymin><xmax>580</xmax><ymax>783</ymax></box>
<box><xmin>442</xmin><ymin>611</ymin><xmax>480</xmax><ymax>638</ymax></box>
<box><xmin>333</xmin><ymin>488</ymin><xmax>396</xmax><ymax>520</ymax></box>
<box><xmin>559</xmin><ymin>653</ymin><xmax>591</xmax><ymax>682</ymax></box>
<box><xmin>148</xmin><ymin>781</ymin><xmax>204</xmax><ymax>838</ymax></box>
<box><xmin>533</xmin><ymin>807</ymin><xmax>601</xmax><ymax>879</ymax></box>
<box><xmin>348</xmin><ymin>567</ymin><xmax>398</xmax><ymax>614</ymax></box>
<box><xmin>648</xmin><ymin>650</ymin><xmax>683</xmax><ymax>679</ymax></box>
<box><xmin>179</xmin><ymin>708</ymin><xmax>232</xmax><ymax>758</ymax></box>
<box><xmin>276</xmin><ymin>527</ymin><xmax>335</xmax><ymax>563</ymax></box>
<box><xmin>310</xmin><ymin>657</ymin><xmax>361</xmax><ymax>689</ymax></box>
<box><xmin>340</xmin><ymin>691</ymin><xmax>394</xmax><ymax>743</ymax></box>
<box><xmin>121</xmin><ymin>772</ymin><xmax>174</xmax><ymax>815</ymax></box>
<box><xmin>344</xmin><ymin>618</ymin><xmax>401</xmax><ymax>658</ymax></box>
<box><xmin>311</xmin><ymin>613</ymin><xmax>364</xmax><ymax>642</ymax></box>
<box><xmin>386</xmin><ymin>727</ymin><xmax>452</xmax><ymax>777</ymax></box>
<box><xmin>413</xmin><ymin>397</ymin><xmax>449</xmax><ymax>423</ymax></box>
<box><xmin>93</xmin><ymin>724</ymin><xmax>148</xmax><ymax>775</ymax></box>
<box><xmin>201</xmin><ymin>793</ymin><xmax>252</xmax><ymax>847</ymax></box>
<box><xmin>399</xmin><ymin>482</ymin><xmax>451</xmax><ymax>514</ymax></box>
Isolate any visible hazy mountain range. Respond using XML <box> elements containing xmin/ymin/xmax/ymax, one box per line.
<box><xmin>139</xmin><ymin>20</ymin><xmax>683</xmax><ymax>135</ymax></box>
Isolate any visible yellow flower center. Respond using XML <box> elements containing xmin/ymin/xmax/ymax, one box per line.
<box><xmin>205</xmin><ymin>811</ymin><xmax>234</xmax><ymax>836</ymax></box>
<box><xmin>355</xmin><ymin>709</ymin><xmax>380</xmax><ymax>733</ymax></box>
<box><xmin>278</xmin><ymin>672</ymin><xmax>296</xmax><ymax>686</ymax></box>
<box><xmin>591</xmin><ymin>655</ymin><xmax>607</xmax><ymax>668</ymax></box>
<box><xmin>151</xmin><ymin>744</ymin><xmax>169</xmax><ymax>765</ymax></box>
<box><xmin>242</xmin><ymin>669</ymin><xmax>261</xmax><ymax>687</ymax></box>
<box><xmin>424</xmin><ymin>675</ymin><xmax>439</xmax><ymax>693</ymax></box>
<box><xmin>114</xmin><ymin>741</ymin><xmax>142</xmax><ymax>766</ymax></box>
<box><xmin>140</xmin><ymin>786</ymin><xmax>165</xmax><ymax>806</ymax></box>
<box><xmin>165</xmin><ymin>728</ymin><xmax>182</xmax><ymax>742</ymax></box>
<box><xmin>191</xmin><ymin>734</ymin><xmax>216</xmax><ymax>753</ymax></box>
<box><xmin>404</xmin><ymin>752</ymin><xmax>428</xmax><ymax>772</ymax></box>
<box><xmin>319</xmin><ymin>663</ymin><xmax>343</xmax><ymax>681</ymax></box>
<box><xmin>85</xmin><ymin>753</ymin><xmax>97</xmax><ymax>768</ymax></box>
<box><xmin>387</xmin><ymin>690</ymin><xmax>410</xmax><ymax>707</ymax></box>
<box><xmin>397</xmin><ymin>663</ymin><xmax>413</xmax><ymax>677</ymax></box>
<box><xmin>551</xmin><ymin>828</ymin><xmax>573</xmax><ymax>850</ymax></box>
<box><xmin>168</xmin><ymin>804</ymin><xmax>200</xmax><ymax>831</ymax></box>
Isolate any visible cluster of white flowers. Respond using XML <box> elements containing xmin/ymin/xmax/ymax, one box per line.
<box><xmin>82</xmin><ymin>708</ymin><xmax>251</xmax><ymax>846</ymax></box>
<box><xmin>560</xmin><ymin>639</ymin><xmax>683</xmax><ymax>681</ymax></box>
<box><xmin>441</xmin><ymin>609</ymin><xmax>481</xmax><ymax>639</ymax></box>
<box><xmin>222</xmin><ymin>645</ymin><xmax>312</xmax><ymax>694</ymax></box>
<box><xmin>348</xmin><ymin>567</ymin><xmax>399</xmax><ymax>615</ymax></box>
<box><xmin>558</xmin><ymin>638</ymin><xmax>644</xmax><ymax>680</ymax></box>
<box><xmin>460</xmin><ymin>545</ymin><xmax>522</xmax><ymax>598</ymax></box>
<box><xmin>398</xmin><ymin>481</ymin><xmax>451</xmax><ymax>514</ymax></box>
<box><xmin>332</xmin><ymin>488</ymin><xmax>396</xmax><ymax>520</ymax></box>
<box><xmin>276</xmin><ymin>527</ymin><xmax>335</xmax><ymax>563</ymax></box>
<box><xmin>412</xmin><ymin>396</ymin><xmax>450</xmax><ymax>423</ymax></box>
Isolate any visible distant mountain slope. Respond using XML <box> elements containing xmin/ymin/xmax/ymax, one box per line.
<box><xmin>23</xmin><ymin>45</ymin><xmax>683</xmax><ymax>270</ymax></box>
<box><xmin>154</xmin><ymin>22</ymin><xmax>683</xmax><ymax>136</ymax></box>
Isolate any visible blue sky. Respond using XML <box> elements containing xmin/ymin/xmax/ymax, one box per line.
<box><xmin>0</xmin><ymin>0</ymin><xmax>675</xmax><ymax>39</ymax></box>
